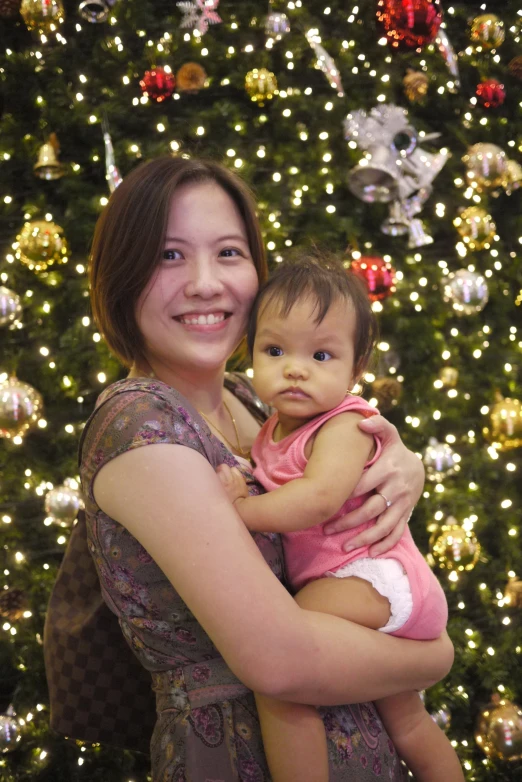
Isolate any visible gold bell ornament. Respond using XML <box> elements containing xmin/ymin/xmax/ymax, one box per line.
<box><xmin>20</xmin><ymin>0</ymin><xmax>65</xmax><ymax>34</ymax></box>
<box><xmin>483</xmin><ymin>394</ymin><xmax>522</xmax><ymax>451</ymax></box>
<box><xmin>34</xmin><ymin>133</ymin><xmax>66</xmax><ymax>180</ymax></box>
<box><xmin>476</xmin><ymin>695</ymin><xmax>522</xmax><ymax>761</ymax></box>
<box><xmin>430</xmin><ymin>518</ymin><xmax>480</xmax><ymax>571</ymax></box>
<box><xmin>16</xmin><ymin>220</ymin><xmax>69</xmax><ymax>273</ymax></box>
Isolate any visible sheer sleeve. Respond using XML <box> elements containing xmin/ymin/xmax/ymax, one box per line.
<box><xmin>80</xmin><ymin>378</ymin><xmax>219</xmax><ymax>504</ymax></box>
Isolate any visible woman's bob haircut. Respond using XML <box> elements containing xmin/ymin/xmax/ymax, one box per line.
<box><xmin>89</xmin><ymin>156</ymin><xmax>267</xmax><ymax>367</ymax></box>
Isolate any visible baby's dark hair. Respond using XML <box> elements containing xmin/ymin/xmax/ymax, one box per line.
<box><xmin>247</xmin><ymin>249</ymin><xmax>378</xmax><ymax>381</ymax></box>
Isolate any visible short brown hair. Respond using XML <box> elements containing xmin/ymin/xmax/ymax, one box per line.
<box><xmin>89</xmin><ymin>157</ymin><xmax>267</xmax><ymax>367</ymax></box>
<box><xmin>247</xmin><ymin>250</ymin><xmax>378</xmax><ymax>381</ymax></box>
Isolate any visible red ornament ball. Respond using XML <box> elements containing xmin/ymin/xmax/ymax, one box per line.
<box><xmin>350</xmin><ymin>256</ymin><xmax>396</xmax><ymax>302</ymax></box>
<box><xmin>376</xmin><ymin>0</ymin><xmax>442</xmax><ymax>50</ymax></box>
<box><xmin>476</xmin><ymin>79</ymin><xmax>505</xmax><ymax>109</ymax></box>
<box><xmin>139</xmin><ymin>67</ymin><xmax>176</xmax><ymax>103</ymax></box>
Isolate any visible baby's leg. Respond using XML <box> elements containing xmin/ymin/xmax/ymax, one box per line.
<box><xmin>256</xmin><ymin>576</ymin><xmax>391</xmax><ymax>782</ymax></box>
<box><xmin>254</xmin><ymin>692</ymin><xmax>329</xmax><ymax>782</ymax></box>
<box><xmin>376</xmin><ymin>691</ymin><xmax>464</xmax><ymax>781</ymax></box>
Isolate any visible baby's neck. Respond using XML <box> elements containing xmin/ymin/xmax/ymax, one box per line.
<box><xmin>273</xmin><ymin>413</ymin><xmax>316</xmax><ymax>442</ymax></box>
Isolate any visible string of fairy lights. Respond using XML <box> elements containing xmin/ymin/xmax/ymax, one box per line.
<box><xmin>0</xmin><ymin>0</ymin><xmax>521</xmax><ymax>776</ymax></box>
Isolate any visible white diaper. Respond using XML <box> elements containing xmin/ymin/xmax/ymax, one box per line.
<box><xmin>325</xmin><ymin>557</ymin><xmax>413</xmax><ymax>634</ymax></box>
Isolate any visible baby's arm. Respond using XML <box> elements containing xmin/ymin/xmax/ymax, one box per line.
<box><xmin>218</xmin><ymin>412</ymin><xmax>375</xmax><ymax>533</ymax></box>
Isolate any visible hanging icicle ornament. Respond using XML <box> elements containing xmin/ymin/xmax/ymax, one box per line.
<box><xmin>344</xmin><ymin>104</ymin><xmax>446</xmax><ymax>247</ymax></box>
<box><xmin>305</xmin><ymin>29</ymin><xmax>344</xmax><ymax>97</ymax></box>
<box><xmin>435</xmin><ymin>26</ymin><xmax>460</xmax><ymax>87</ymax></box>
<box><xmin>102</xmin><ymin>120</ymin><xmax>122</xmax><ymax>193</ymax></box>
<box><xmin>177</xmin><ymin>0</ymin><xmax>222</xmax><ymax>36</ymax></box>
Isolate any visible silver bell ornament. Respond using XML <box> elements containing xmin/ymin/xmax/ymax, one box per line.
<box><xmin>344</xmin><ymin>105</ymin><xmax>447</xmax><ymax>205</ymax></box>
<box><xmin>44</xmin><ymin>478</ymin><xmax>83</xmax><ymax>526</ymax></box>
<box><xmin>0</xmin><ymin>706</ymin><xmax>21</xmax><ymax>753</ymax></box>
<box><xmin>265</xmin><ymin>10</ymin><xmax>290</xmax><ymax>40</ymax></box>
<box><xmin>0</xmin><ymin>286</ymin><xmax>22</xmax><ymax>327</ymax></box>
<box><xmin>0</xmin><ymin>377</ymin><xmax>43</xmax><ymax>440</ymax></box>
<box><xmin>443</xmin><ymin>269</ymin><xmax>489</xmax><ymax>316</ymax></box>
<box><xmin>423</xmin><ymin>437</ymin><xmax>457</xmax><ymax>482</ymax></box>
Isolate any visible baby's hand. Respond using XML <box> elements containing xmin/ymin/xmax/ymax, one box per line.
<box><xmin>216</xmin><ymin>464</ymin><xmax>249</xmax><ymax>506</ymax></box>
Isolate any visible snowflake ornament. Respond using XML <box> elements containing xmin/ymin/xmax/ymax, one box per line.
<box><xmin>177</xmin><ymin>0</ymin><xmax>222</xmax><ymax>35</ymax></box>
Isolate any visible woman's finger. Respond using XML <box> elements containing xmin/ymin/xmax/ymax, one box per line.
<box><xmin>358</xmin><ymin>414</ymin><xmax>400</xmax><ymax>445</ymax></box>
<box><xmin>350</xmin><ymin>461</ymin><xmax>395</xmax><ymax>498</ymax></box>
<box><xmin>324</xmin><ymin>492</ymin><xmax>395</xmax><ymax>534</ymax></box>
<box><xmin>343</xmin><ymin>511</ymin><xmax>409</xmax><ymax>554</ymax></box>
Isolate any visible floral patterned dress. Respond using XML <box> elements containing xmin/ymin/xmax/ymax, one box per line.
<box><xmin>79</xmin><ymin>375</ymin><xmax>406</xmax><ymax>782</ymax></box>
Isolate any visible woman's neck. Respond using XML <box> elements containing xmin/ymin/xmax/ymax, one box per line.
<box><xmin>129</xmin><ymin>358</ymin><xmax>228</xmax><ymax>416</ymax></box>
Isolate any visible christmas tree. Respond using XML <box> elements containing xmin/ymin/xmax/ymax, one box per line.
<box><xmin>0</xmin><ymin>0</ymin><xmax>521</xmax><ymax>779</ymax></box>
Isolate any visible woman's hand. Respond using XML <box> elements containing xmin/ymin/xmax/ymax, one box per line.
<box><xmin>323</xmin><ymin>415</ymin><xmax>424</xmax><ymax>556</ymax></box>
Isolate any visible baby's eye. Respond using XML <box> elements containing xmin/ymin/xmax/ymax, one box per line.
<box><xmin>267</xmin><ymin>346</ymin><xmax>284</xmax><ymax>357</ymax></box>
<box><xmin>163</xmin><ymin>249</ymin><xmax>183</xmax><ymax>261</ymax></box>
<box><xmin>313</xmin><ymin>351</ymin><xmax>332</xmax><ymax>362</ymax></box>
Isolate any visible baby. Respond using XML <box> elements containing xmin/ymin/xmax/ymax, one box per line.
<box><xmin>218</xmin><ymin>252</ymin><xmax>463</xmax><ymax>781</ymax></box>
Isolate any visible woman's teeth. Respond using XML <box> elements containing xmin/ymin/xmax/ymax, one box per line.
<box><xmin>179</xmin><ymin>313</ymin><xmax>226</xmax><ymax>325</ymax></box>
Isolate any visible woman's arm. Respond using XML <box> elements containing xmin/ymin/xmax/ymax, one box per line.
<box><xmin>324</xmin><ymin>415</ymin><xmax>424</xmax><ymax>556</ymax></box>
<box><xmin>223</xmin><ymin>412</ymin><xmax>373</xmax><ymax>533</ymax></box>
<box><xmin>93</xmin><ymin>443</ymin><xmax>452</xmax><ymax>705</ymax></box>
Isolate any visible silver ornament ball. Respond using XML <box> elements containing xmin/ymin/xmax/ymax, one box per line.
<box><xmin>423</xmin><ymin>437</ymin><xmax>456</xmax><ymax>482</ymax></box>
<box><xmin>0</xmin><ymin>286</ymin><xmax>22</xmax><ymax>327</ymax></box>
<box><xmin>45</xmin><ymin>482</ymin><xmax>83</xmax><ymax>525</ymax></box>
<box><xmin>0</xmin><ymin>377</ymin><xmax>43</xmax><ymax>439</ymax></box>
<box><xmin>265</xmin><ymin>11</ymin><xmax>290</xmax><ymax>39</ymax></box>
<box><xmin>443</xmin><ymin>269</ymin><xmax>489</xmax><ymax>315</ymax></box>
<box><xmin>0</xmin><ymin>712</ymin><xmax>21</xmax><ymax>753</ymax></box>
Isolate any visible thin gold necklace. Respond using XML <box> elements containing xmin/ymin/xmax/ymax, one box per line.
<box><xmin>198</xmin><ymin>400</ymin><xmax>250</xmax><ymax>459</ymax></box>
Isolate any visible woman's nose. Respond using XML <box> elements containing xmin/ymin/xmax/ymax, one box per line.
<box><xmin>184</xmin><ymin>260</ymin><xmax>225</xmax><ymax>299</ymax></box>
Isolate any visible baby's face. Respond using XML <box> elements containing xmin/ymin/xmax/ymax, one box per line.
<box><xmin>252</xmin><ymin>296</ymin><xmax>357</xmax><ymax>420</ymax></box>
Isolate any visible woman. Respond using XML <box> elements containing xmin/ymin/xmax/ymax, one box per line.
<box><xmin>59</xmin><ymin>157</ymin><xmax>453</xmax><ymax>780</ymax></box>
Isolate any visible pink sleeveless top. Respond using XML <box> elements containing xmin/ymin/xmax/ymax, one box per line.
<box><xmin>252</xmin><ymin>395</ymin><xmax>448</xmax><ymax>641</ymax></box>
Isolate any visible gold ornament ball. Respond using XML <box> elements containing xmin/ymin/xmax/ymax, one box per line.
<box><xmin>463</xmin><ymin>143</ymin><xmax>507</xmax><ymax>190</ymax></box>
<box><xmin>245</xmin><ymin>68</ymin><xmax>278</xmax><ymax>104</ymax></box>
<box><xmin>371</xmin><ymin>377</ymin><xmax>402</xmax><ymax>411</ymax></box>
<box><xmin>430</xmin><ymin>521</ymin><xmax>480</xmax><ymax>571</ymax></box>
<box><xmin>439</xmin><ymin>367</ymin><xmax>458</xmax><ymax>387</ymax></box>
<box><xmin>504</xmin><ymin>159</ymin><xmax>522</xmax><ymax>195</ymax></box>
<box><xmin>504</xmin><ymin>577</ymin><xmax>522</xmax><ymax>609</ymax></box>
<box><xmin>0</xmin><ymin>377</ymin><xmax>43</xmax><ymax>440</ymax></box>
<box><xmin>476</xmin><ymin>697</ymin><xmax>522</xmax><ymax>761</ymax></box>
<box><xmin>483</xmin><ymin>396</ymin><xmax>522</xmax><ymax>451</ymax></box>
<box><xmin>454</xmin><ymin>206</ymin><xmax>496</xmax><ymax>251</ymax></box>
<box><xmin>16</xmin><ymin>220</ymin><xmax>69</xmax><ymax>273</ymax></box>
<box><xmin>403</xmin><ymin>69</ymin><xmax>428</xmax><ymax>103</ymax></box>
<box><xmin>20</xmin><ymin>0</ymin><xmax>65</xmax><ymax>33</ymax></box>
<box><xmin>470</xmin><ymin>14</ymin><xmax>504</xmax><ymax>50</ymax></box>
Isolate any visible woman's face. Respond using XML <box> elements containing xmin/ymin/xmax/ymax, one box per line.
<box><xmin>136</xmin><ymin>181</ymin><xmax>259</xmax><ymax>377</ymax></box>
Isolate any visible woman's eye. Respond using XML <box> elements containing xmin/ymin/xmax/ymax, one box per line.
<box><xmin>219</xmin><ymin>248</ymin><xmax>241</xmax><ymax>258</ymax></box>
<box><xmin>162</xmin><ymin>249</ymin><xmax>183</xmax><ymax>261</ymax></box>
<box><xmin>267</xmin><ymin>346</ymin><xmax>283</xmax><ymax>357</ymax></box>
<box><xmin>313</xmin><ymin>351</ymin><xmax>332</xmax><ymax>362</ymax></box>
